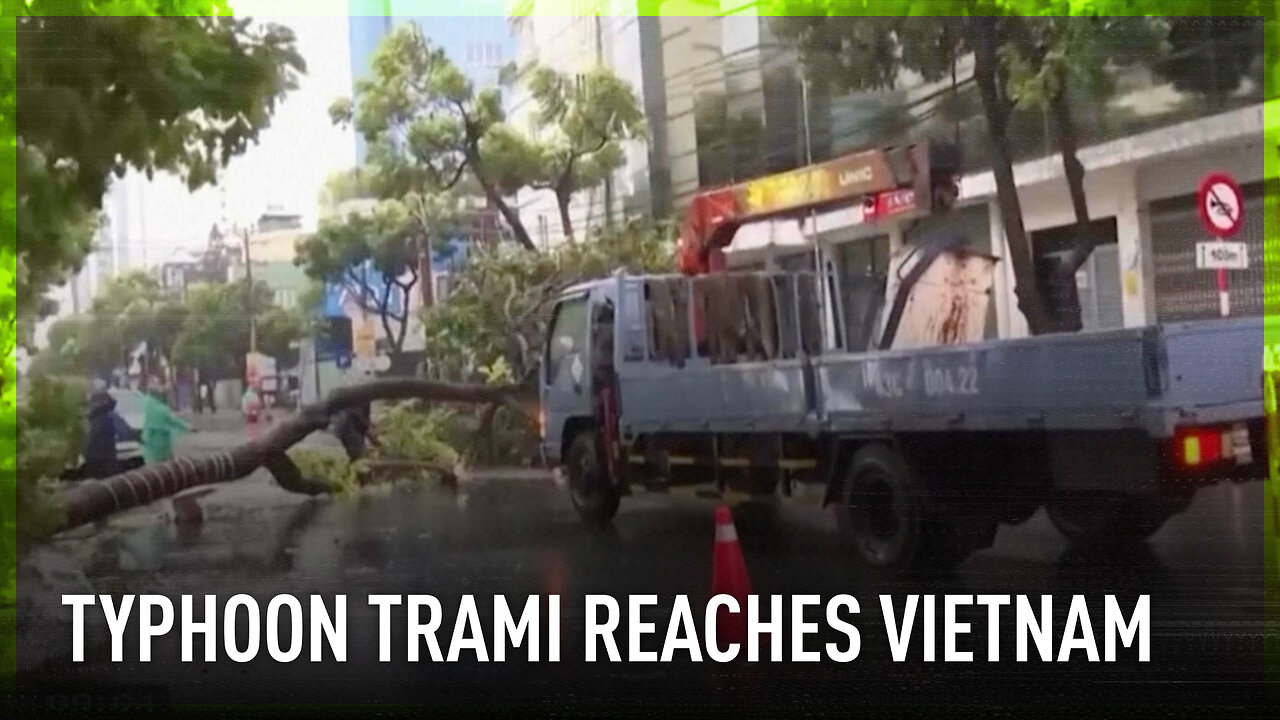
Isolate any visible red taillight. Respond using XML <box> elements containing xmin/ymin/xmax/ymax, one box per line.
<box><xmin>1179</xmin><ymin>429</ymin><xmax>1221</xmax><ymax>467</ymax></box>
<box><xmin>1176</xmin><ymin>423</ymin><xmax>1253</xmax><ymax>469</ymax></box>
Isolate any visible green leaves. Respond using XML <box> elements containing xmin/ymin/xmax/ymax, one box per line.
<box><xmin>343</xmin><ymin>24</ymin><xmax>472</xmax><ymax>195</ymax></box>
<box><xmin>170</xmin><ymin>279</ymin><xmax>303</xmax><ymax>378</ymax></box>
<box><xmin>520</xmin><ymin>63</ymin><xmax>647</xmax><ymax>238</ymax></box>
<box><xmin>14</xmin><ymin>7</ymin><xmax>304</xmax><ymax>314</ymax></box>
<box><xmin>1000</xmin><ymin>17</ymin><xmax>1169</xmax><ymax>113</ymax></box>
<box><xmin>299</xmin><ymin>200</ymin><xmax>421</xmax><ymax>284</ymax></box>
<box><xmin>296</xmin><ymin>198</ymin><xmax>436</xmax><ymax>354</ymax></box>
<box><xmin>421</xmin><ymin>219</ymin><xmax>674</xmax><ymax>385</ymax></box>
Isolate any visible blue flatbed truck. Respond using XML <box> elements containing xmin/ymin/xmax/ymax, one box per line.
<box><xmin>539</xmin><ymin>143</ymin><xmax>1269</xmax><ymax>573</ymax></box>
<box><xmin>538</xmin><ymin>263</ymin><xmax>1269</xmax><ymax>573</ymax></box>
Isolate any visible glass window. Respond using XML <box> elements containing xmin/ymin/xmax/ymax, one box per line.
<box><xmin>545</xmin><ymin>295</ymin><xmax>590</xmax><ymax>384</ymax></box>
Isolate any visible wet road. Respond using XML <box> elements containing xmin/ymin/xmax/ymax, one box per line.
<box><xmin>17</xmin><ymin>465</ymin><xmax>1275</xmax><ymax>717</ymax></box>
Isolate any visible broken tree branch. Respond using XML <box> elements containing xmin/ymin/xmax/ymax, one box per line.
<box><xmin>57</xmin><ymin>378</ymin><xmax>522</xmax><ymax>534</ymax></box>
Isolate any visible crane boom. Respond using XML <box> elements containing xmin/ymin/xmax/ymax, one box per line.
<box><xmin>676</xmin><ymin>140</ymin><xmax>962</xmax><ymax>275</ymax></box>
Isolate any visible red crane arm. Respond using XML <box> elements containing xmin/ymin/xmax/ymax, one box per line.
<box><xmin>675</xmin><ymin>141</ymin><xmax>960</xmax><ymax>276</ymax></box>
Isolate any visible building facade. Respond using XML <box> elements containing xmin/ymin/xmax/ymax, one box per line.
<box><xmin>645</xmin><ymin>11</ymin><xmax>1269</xmax><ymax>344</ymax></box>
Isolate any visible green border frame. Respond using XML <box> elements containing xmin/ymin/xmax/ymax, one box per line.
<box><xmin>1</xmin><ymin>0</ymin><xmax>1277</xmax><ymax>708</ymax></box>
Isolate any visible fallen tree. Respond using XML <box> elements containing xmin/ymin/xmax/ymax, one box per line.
<box><xmin>57</xmin><ymin>378</ymin><xmax>524</xmax><ymax>533</ymax></box>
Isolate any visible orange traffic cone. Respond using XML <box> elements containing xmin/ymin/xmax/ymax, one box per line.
<box><xmin>711</xmin><ymin>505</ymin><xmax>751</xmax><ymax>648</ymax></box>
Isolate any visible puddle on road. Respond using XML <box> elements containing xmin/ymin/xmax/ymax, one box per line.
<box><xmin>46</xmin><ymin>474</ymin><xmax>566</xmax><ymax>588</ymax></box>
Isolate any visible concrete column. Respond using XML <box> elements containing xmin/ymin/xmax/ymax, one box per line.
<box><xmin>988</xmin><ymin>201</ymin><xmax>1029</xmax><ymax>339</ymax></box>
<box><xmin>887</xmin><ymin>222</ymin><xmax>905</xmax><ymax>255</ymax></box>
<box><xmin>1116</xmin><ymin>164</ymin><xmax>1155</xmax><ymax>328</ymax></box>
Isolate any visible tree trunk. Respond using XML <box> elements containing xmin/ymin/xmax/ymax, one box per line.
<box><xmin>466</xmin><ymin>139</ymin><xmax>538</xmax><ymax>252</ymax></box>
<box><xmin>419</xmin><ymin>240</ymin><xmax>434</xmax><ymax>308</ymax></box>
<box><xmin>1049</xmin><ymin>80</ymin><xmax>1095</xmax><ymax>273</ymax></box>
<box><xmin>555</xmin><ymin>187</ymin><xmax>576</xmax><ymax>244</ymax></box>
<box><xmin>970</xmin><ymin>16</ymin><xmax>1052</xmax><ymax>336</ymax></box>
<box><xmin>488</xmin><ymin>189</ymin><xmax>538</xmax><ymax>253</ymax></box>
<box><xmin>58</xmin><ymin>378</ymin><xmax>525</xmax><ymax>533</ymax></box>
<box><xmin>378</xmin><ymin>280</ymin><xmax>397</xmax><ymax>354</ymax></box>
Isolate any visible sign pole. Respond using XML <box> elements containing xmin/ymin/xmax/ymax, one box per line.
<box><xmin>1218</xmin><ymin>258</ymin><xmax>1230</xmax><ymax>317</ymax></box>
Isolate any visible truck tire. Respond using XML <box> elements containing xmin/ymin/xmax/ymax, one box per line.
<box><xmin>1047</xmin><ymin>491</ymin><xmax>1173</xmax><ymax>547</ymax></box>
<box><xmin>566</xmin><ymin>430</ymin><xmax>620</xmax><ymax>524</ymax></box>
<box><xmin>837</xmin><ymin>443</ymin><xmax>982</xmax><ymax>573</ymax></box>
<box><xmin>836</xmin><ymin>444</ymin><xmax>928</xmax><ymax>573</ymax></box>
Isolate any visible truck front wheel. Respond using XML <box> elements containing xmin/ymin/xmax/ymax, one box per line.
<box><xmin>566</xmin><ymin>430</ymin><xmax>620</xmax><ymax>524</ymax></box>
<box><xmin>1047</xmin><ymin>491</ymin><xmax>1173</xmax><ymax>547</ymax></box>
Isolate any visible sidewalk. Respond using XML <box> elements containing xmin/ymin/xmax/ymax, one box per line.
<box><xmin>179</xmin><ymin>409</ymin><xmax>250</xmax><ymax>433</ymax></box>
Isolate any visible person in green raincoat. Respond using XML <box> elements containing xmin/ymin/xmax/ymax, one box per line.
<box><xmin>142</xmin><ymin>388</ymin><xmax>193</xmax><ymax>464</ymax></box>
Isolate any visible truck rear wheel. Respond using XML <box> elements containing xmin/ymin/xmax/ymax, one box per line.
<box><xmin>1047</xmin><ymin>491</ymin><xmax>1173</xmax><ymax>547</ymax></box>
<box><xmin>566</xmin><ymin>430</ymin><xmax>620</xmax><ymax>524</ymax></box>
<box><xmin>836</xmin><ymin>444</ymin><xmax>981</xmax><ymax>573</ymax></box>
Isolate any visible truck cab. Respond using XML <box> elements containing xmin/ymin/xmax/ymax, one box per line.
<box><xmin>540</xmin><ymin>279</ymin><xmax>611</xmax><ymax>467</ymax></box>
<box><xmin>539</xmin><ymin>277</ymin><xmax>624</xmax><ymax>522</ymax></box>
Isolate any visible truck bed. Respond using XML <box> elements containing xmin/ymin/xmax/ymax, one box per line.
<box><xmin>616</xmin><ymin>316</ymin><xmax>1266</xmax><ymax>440</ymax></box>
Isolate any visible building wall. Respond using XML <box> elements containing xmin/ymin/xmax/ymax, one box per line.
<box><xmin>716</xmin><ymin>103</ymin><xmax>1264</xmax><ymax>345</ymax></box>
<box><xmin>347</xmin><ymin>4</ymin><xmax>393</xmax><ymax>166</ymax></box>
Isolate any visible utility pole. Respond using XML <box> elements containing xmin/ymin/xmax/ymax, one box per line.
<box><xmin>800</xmin><ymin>75</ymin><xmax>832</xmax><ymax>352</ymax></box>
<box><xmin>241</xmin><ymin>226</ymin><xmax>257</xmax><ymax>354</ymax></box>
<box><xmin>595</xmin><ymin>13</ymin><xmax>614</xmax><ymax>227</ymax></box>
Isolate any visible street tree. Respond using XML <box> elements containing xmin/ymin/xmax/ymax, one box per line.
<box><xmin>90</xmin><ymin>272</ymin><xmax>189</xmax><ymax>379</ymax></box>
<box><xmin>13</xmin><ymin>4</ymin><xmax>304</xmax><ymax>316</ymax></box>
<box><xmin>421</xmin><ymin>219</ymin><xmax>674</xmax><ymax>463</ymax></box>
<box><xmin>296</xmin><ymin>200</ymin><xmax>428</xmax><ymax>356</ymax></box>
<box><xmin>769</xmin><ymin>4</ymin><xmax>1165</xmax><ymax>334</ymax></box>
<box><xmin>524</xmin><ymin>65</ymin><xmax>648</xmax><ymax>242</ymax></box>
<box><xmin>998</xmin><ymin>16</ymin><xmax>1167</xmax><ymax>320</ymax></box>
<box><xmin>172</xmin><ymin>279</ymin><xmax>303</xmax><ymax>381</ymax></box>
<box><xmin>331</xmin><ymin>23</ymin><xmax>539</xmax><ymax>251</ymax></box>
<box><xmin>1153</xmin><ymin>15</ymin><xmax>1267</xmax><ymax>102</ymax></box>
<box><xmin>318</xmin><ymin>167</ymin><xmax>379</xmax><ymax>217</ymax></box>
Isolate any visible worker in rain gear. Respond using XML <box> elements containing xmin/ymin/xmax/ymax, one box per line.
<box><xmin>331</xmin><ymin>403</ymin><xmax>376</xmax><ymax>460</ymax></box>
<box><xmin>142</xmin><ymin>388</ymin><xmax>193</xmax><ymax>465</ymax></box>
<box><xmin>84</xmin><ymin>390</ymin><xmax>128</xmax><ymax>479</ymax></box>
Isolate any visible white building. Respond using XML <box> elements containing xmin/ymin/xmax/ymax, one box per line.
<box><xmin>721</xmin><ymin>103</ymin><xmax>1266</xmax><ymax>345</ymax></box>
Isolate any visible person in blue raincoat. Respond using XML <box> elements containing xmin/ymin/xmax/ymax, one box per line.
<box><xmin>142</xmin><ymin>388</ymin><xmax>193</xmax><ymax>465</ymax></box>
<box><xmin>84</xmin><ymin>390</ymin><xmax>129</xmax><ymax>479</ymax></box>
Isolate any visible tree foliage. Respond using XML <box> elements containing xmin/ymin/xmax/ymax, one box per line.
<box><xmin>296</xmin><ymin>200</ymin><xmax>437</xmax><ymax>355</ymax></box>
<box><xmin>15</xmin><ymin>376</ymin><xmax>86</xmax><ymax>545</ymax></box>
<box><xmin>423</xmin><ymin>220</ymin><xmax>674</xmax><ymax>386</ymax></box>
<box><xmin>1153</xmin><ymin>16</ymin><xmax>1267</xmax><ymax>101</ymax></box>
<box><xmin>171</xmin><ymin>279</ymin><xmax>303</xmax><ymax>379</ymax></box>
<box><xmin>419</xmin><ymin>220</ymin><xmax>673</xmax><ymax>465</ymax></box>
<box><xmin>14</xmin><ymin>5</ymin><xmax>305</xmax><ymax>313</ymax></box>
<box><xmin>29</xmin><ymin>272</ymin><xmax>302</xmax><ymax>383</ymax></box>
<box><xmin>523</xmin><ymin>64</ymin><xmax>648</xmax><ymax>242</ymax></box>
<box><xmin>331</xmin><ymin>23</ymin><xmax>538</xmax><ymax>251</ymax></box>
<box><xmin>27</xmin><ymin>272</ymin><xmax>188</xmax><ymax>380</ymax></box>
